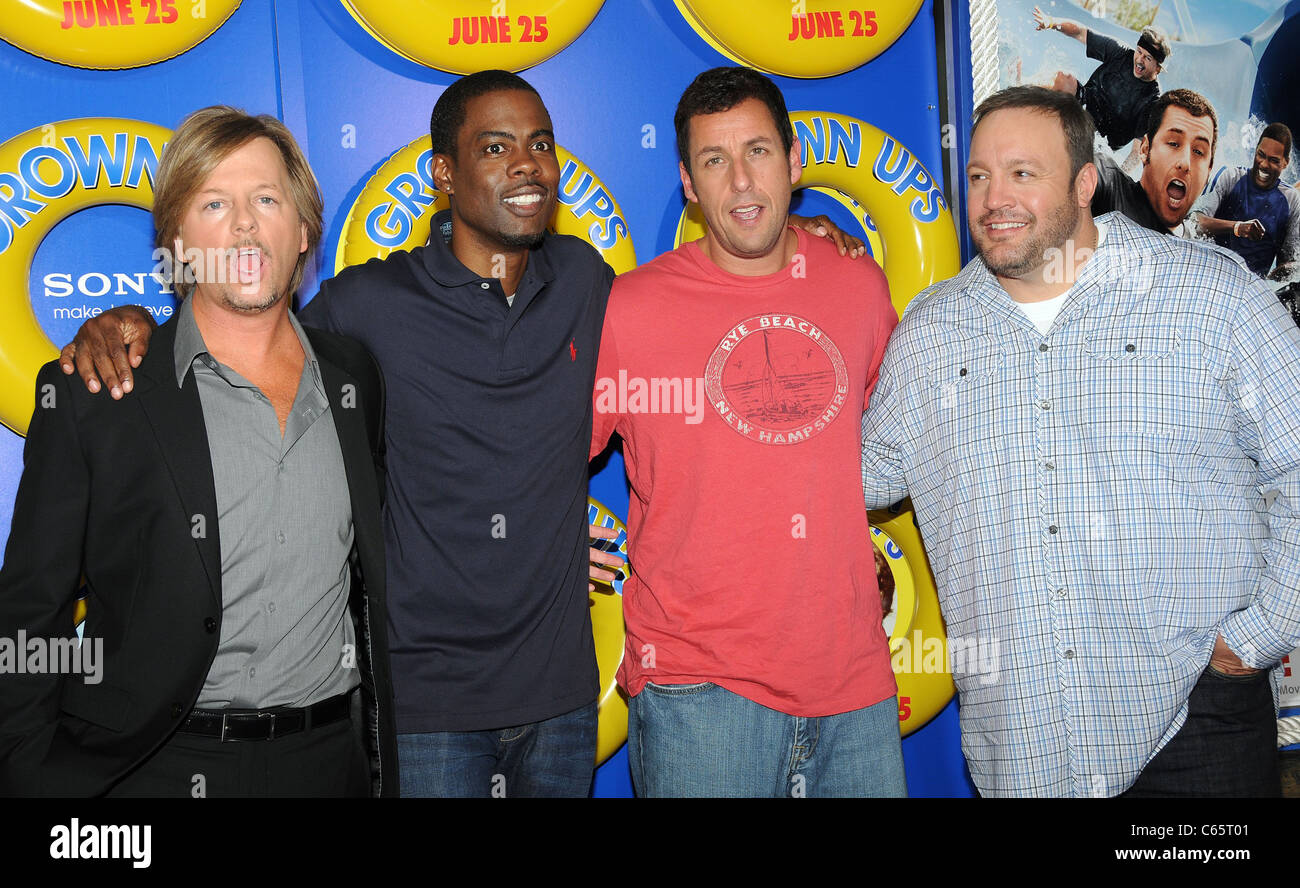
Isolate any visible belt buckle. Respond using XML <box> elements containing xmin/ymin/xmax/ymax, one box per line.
<box><xmin>220</xmin><ymin>711</ymin><xmax>275</xmax><ymax>742</ymax></box>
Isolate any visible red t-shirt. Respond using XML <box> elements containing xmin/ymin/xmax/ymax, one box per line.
<box><xmin>591</xmin><ymin>228</ymin><xmax>899</xmax><ymax>716</ymax></box>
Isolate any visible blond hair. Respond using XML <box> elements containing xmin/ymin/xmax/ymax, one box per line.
<box><xmin>153</xmin><ymin>106</ymin><xmax>323</xmax><ymax>300</ymax></box>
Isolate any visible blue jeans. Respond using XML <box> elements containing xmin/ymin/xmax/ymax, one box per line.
<box><xmin>397</xmin><ymin>701</ymin><xmax>597</xmax><ymax>797</ymax></box>
<box><xmin>628</xmin><ymin>682</ymin><xmax>907</xmax><ymax>797</ymax></box>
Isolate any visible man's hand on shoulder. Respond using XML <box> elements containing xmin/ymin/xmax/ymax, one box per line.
<box><xmin>59</xmin><ymin>306</ymin><xmax>157</xmax><ymax>399</ymax></box>
<box><xmin>788</xmin><ymin>214</ymin><xmax>867</xmax><ymax>258</ymax></box>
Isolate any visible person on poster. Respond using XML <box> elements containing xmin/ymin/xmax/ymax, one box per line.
<box><xmin>1092</xmin><ymin>88</ymin><xmax>1217</xmax><ymax>237</ymax></box>
<box><xmin>0</xmin><ymin>107</ymin><xmax>397</xmax><ymax>797</ymax></box>
<box><xmin>56</xmin><ymin>72</ymin><xmax>862</xmax><ymax>798</ymax></box>
<box><xmin>1033</xmin><ymin>5</ymin><xmax>1168</xmax><ymax>167</ymax></box>
<box><xmin>860</xmin><ymin>85</ymin><xmax>1297</xmax><ymax>797</ymax></box>
<box><xmin>591</xmin><ymin>67</ymin><xmax>905</xmax><ymax>797</ymax></box>
<box><xmin>1194</xmin><ymin>123</ymin><xmax>1299</xmax><ymax>281</ymax></box>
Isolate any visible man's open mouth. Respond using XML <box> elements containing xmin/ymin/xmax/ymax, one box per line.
<box><xmin>1166</xmin><ymin>178</ymin><xmax>1187</xmax><ymax>206</ymax></box>
<box><xmin>234</xmin><ymin>247</ymin><xmax>264</xmax><ymax>284</ymax></box>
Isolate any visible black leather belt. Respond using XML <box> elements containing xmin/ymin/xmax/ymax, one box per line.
<box><xmin>178</xmin><ymin>693</ymin><xmax>351</xmax><ymax>742</ymax></box>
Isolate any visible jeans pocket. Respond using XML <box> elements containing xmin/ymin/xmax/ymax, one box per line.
<box><xmin>642</xmin><ymin>680</ymin><xmax>716</xmax><ymax>697</ymax></box>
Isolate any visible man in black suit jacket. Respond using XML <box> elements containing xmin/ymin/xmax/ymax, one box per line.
<box><xmin>0</xmin><ymin>107</ymin><xmax>396</xmax><ymax>797</ymax></box>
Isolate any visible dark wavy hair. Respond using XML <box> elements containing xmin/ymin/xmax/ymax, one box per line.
<box><xmin>1143</xmin><ymin>89</ymin><xmax>1218</xmax><ymax>163</ymax></box>
<box><xmin>674</xmin><ymin>66</ymin><xmax>794</xmax><ymax>177</ymax></box>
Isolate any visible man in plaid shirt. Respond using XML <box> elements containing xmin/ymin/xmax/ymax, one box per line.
<box><xmin>861</xmin><ymin>86</ymin><xmax>1300</xmax><ymax>797</ymax></box>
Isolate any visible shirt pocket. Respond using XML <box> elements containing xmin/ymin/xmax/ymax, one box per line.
<box><xmin>1081</xmin><ymin>330</ymin><xmax>1202</xmax><ymax>488</ymax></box>
<box><xmin>917</xmin><ymin>340</ymin><xmax>1007</xmax><ymax>457</ymax></box>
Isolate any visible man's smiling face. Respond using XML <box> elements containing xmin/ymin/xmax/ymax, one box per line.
<box><xmin>966</xmin><ymin>106</ymin><xmax>1090</xmax><ymax>283</ymax></box>
<box><xmin>438</xmin><ymin>88</ymin><xmax>560</xmax><ymax>255</ymax></box>
<box><xmin>1251</xmin><ymin>136</ymin><xmax>1289</xmax><ymax>191</ymax></box>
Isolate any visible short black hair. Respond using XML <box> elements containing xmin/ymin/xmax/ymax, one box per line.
<box><xmin>429</xmin><ymin>69</ymin><xmax>542</xmax><ymax>159</ymax></box>
<box><xmin>674</xmin><ymin>66</ymin><xmax>794</xmax><ymax>176</ymax></box>
<box><xmin>971</xmin><ymin>85</ymin><xmax>1096</xmax><ymax>182</ymax></box>
<box><xmin>1261</xmin><ymin>122</ymin><xmax>1293</xmax><ymax>158</ymax></box>
<box><xmin>1143</xmin><ymin>89</ymin><xmax>1218</xmax><ymax>162</ymax></box>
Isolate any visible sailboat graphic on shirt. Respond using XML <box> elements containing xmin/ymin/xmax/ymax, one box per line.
<box><xmin>757</xmin><ymin>331</ymin><xmax>804</xmax><ymax>420</ymax></box>
<box><xmin>704</xmin><ymin>313</ymin><xmax>850</xmax><ymax>445</ymax></box>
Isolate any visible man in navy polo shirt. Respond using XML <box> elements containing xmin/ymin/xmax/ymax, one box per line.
<box><xmin>300</xmin><ymin>74</ymin><xmax>615</xmax><ymax>796</ymax></box>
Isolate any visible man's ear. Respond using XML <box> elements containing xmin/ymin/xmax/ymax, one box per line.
<box><xmin>788</xmin><ymin>137</ymin><xmax>802</xmax><ymax>188</ymax></box>
<box><xmin>1075</xmin><ymin>161</ymin><xmax>1099</xmax><ymax>207</ymax></box>
<box><xmin>1139</xmin><ymin>135</ymin><xmax>1151</xmax><ymax>167</ymax></box>
<box><xmin>299</xmin><ymin>220</ymin><xmax>308</xmax><ymax>255</ymax></box>
<box><xmin>432</xmin><ymin>153</ymin><xmax>455</xmax><ymax>196</ymax></box>
<box><xmin>679</xmin><ymin>161</ymin><xmax>698</xmax><ymax>204</ymax></box>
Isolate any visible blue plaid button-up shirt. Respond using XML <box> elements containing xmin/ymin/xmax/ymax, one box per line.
<box><xmin>861</xmin><ymin>213</ymin><xmax>1300</xmax><ymax>797</ymax></box>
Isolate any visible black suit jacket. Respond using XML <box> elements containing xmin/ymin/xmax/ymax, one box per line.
<box><xmin>0</xmin><ymin>317</ymin><xmax>397</xmax><ymax>797</ymax></box>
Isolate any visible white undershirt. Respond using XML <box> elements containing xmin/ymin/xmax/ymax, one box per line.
<box><xmin>1015</xmin><ymin>221</ymin><xmax>1109</xmax><ymax>335</ymax></box>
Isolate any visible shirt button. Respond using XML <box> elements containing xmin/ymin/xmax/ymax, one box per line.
<box><xmin>959</xmin><ymin>367</ymin><xmax>967</xmax><ymax>376</ymax></box>
<box><xmin>1063</xmin><ymin>649</ymin><xmax>1075</xmax><ymax>659</ymax></box>
<box><xmin>1038</xmin><ymin>343</ymin><xmax>1049</xmax><ymax>352</ymax></box>
<box><xmin>1039</xmin><ymin>399</ymin><xmax>1052</xmax><ymax>411</ymax></box>
<box><xmin>1048</xmin><ymin>524</ymin><xmax>1058</xmax><ymax>534</ymax></box>
<box><xmin>1125</xmin><ymin>343</ymin><xmax>1136</xmax><ymax>353</ymax></box>
<box><xmin>1043</xmin><ymin>460</ymin><xmax>1055</xmax><ymax>471</ymax></box>
<box><xmin>204</xmin><ymin>617</ymin><xmax>218</xmax><ymax>633</ymax></box>
<box><xmin>480</xmin><ymin>282</ymin><xmax>491</xmax><ymax>289</ymax></box>
<box><xmin>277</xmin><ymin>531</ymin><xmax>286</xmax><ymax>544</ymax></box>
<box><xmin>1055</xmin><ymin>587</ymin><xmax>1067</xmax><ymax>598</ymax></box>
<box><xmin>171</xmin><ymin>702</ymin><xmax>185</xmax><ymax>718</ymax></box>
<box><xmin>267</xmin><ymin>602</ymin><xmax>276</xmax><ymax>614</ymax></box>
<box><xmin>249</xmin><ymin>667</ymin><xmax>256</xmax><ymax>678</ymax></box>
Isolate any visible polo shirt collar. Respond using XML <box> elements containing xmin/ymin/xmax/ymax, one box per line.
<box><xmin>419</xmin><ymin>209</ymin><xmax>558</xmax><ymax>291</ymax></box>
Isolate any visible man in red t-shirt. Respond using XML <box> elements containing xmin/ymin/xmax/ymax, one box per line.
<box><xmin>590</xmin><ymin>67</ymin><xmax>904</xmax><ymax>797</ymax></box>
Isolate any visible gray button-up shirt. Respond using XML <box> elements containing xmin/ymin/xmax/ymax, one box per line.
<box><xmin>174</xmin><ymin>299</ymin><xmax>357</xmax><ymax>709</ymax></box>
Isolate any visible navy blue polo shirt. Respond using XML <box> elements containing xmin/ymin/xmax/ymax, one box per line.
<box><xmin>300</xmin><ymin>210</ymin><xmax>613</xmax><ymax>732</ymax></box>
